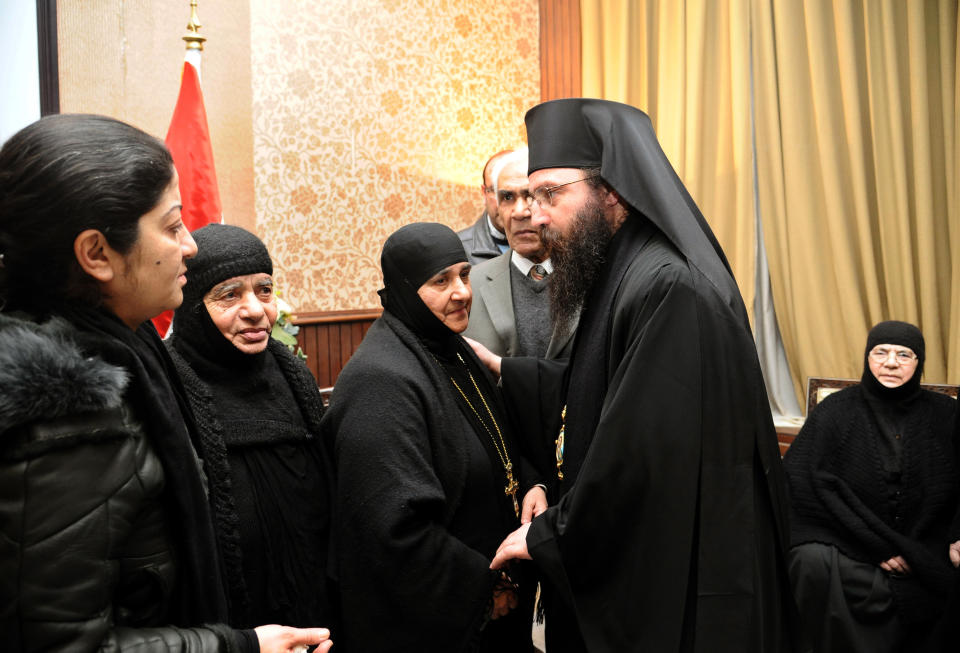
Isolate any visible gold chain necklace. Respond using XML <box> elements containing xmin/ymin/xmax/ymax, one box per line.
<box><xmin>443</xmin><ymin>353</ymin><xmax>520</xmax><ymax>517</ymax></box>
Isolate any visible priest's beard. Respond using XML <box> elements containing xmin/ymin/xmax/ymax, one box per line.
<box><xmin>545</xmin><ymin>195</ymin><xmax>616</xmax><ymax>334</ymax></box>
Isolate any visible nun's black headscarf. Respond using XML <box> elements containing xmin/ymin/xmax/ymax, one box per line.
<box><xmin>525</xmin><ymin>98</ymin><xmax>747</xmax><ymax>321</ymax></box>
<box><xmin>378</xmin><ymin>222</ymin><xmax>469</xmax><ymax>353</ymax></box>
<box><xmin>170</xmin><ymin>224</ymin><xmax>274</xmax><ymax>369</ymax></box>
<box><xmin>861</xmin><ymin>320</ymin><xmax>925</xmax><ymax>402</ymax></box>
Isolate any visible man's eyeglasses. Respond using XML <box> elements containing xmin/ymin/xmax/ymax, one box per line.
<box><xmin>497</xmin><ymin>189</ymin><xmax>535</xmax><ymax>206</ymax></box>
<box><xmin>868</xmin><ymin>347</ymin><xmax>917</xmax><ymax>364</ymax></box>
<box><xmin>530</xmin><ymin>172</ymin><xmax>599</xmax><ymax>209</ymax></box>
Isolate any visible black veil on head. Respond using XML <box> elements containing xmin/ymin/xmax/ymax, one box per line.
<box><xmin>170</xmin><ymin>223</ymin><xmax>274</xmax><ymax>368</ymax></box>
<box><xmin>861</xmin><ymin>320</ymin><xmax>925</xmax><ymax>401</ymax></box>
<box><xmin>378</xmin><ymin>222</ymin><xmax>468</xmax><ymax>345</ymax></box>
<box><xmin>524</xmin><ymin>98</ymin><xmax>746</xmax><ymax>320</ymax></box>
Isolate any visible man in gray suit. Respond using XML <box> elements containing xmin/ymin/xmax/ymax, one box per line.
<box><xmin>464</xmin><ymin>148</ymin><xmax>573</xmax><ymax>359</ymax></box>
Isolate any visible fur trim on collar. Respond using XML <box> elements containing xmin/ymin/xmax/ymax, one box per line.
<box><xmin>0</xmin><ymin>313</ymin><xmax>128</xmax><ymax>431</ymax></box>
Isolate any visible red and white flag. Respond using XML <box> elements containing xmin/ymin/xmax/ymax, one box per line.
<box><xmin>153</xmin><ymin>50</ymin><xmax>221</xmax><ymax>337</ymax></box>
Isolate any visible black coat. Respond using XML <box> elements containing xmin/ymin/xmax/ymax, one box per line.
<box><xmin>502</xmin><ymin>217</ymin><xmax>797</xmax><ymax>652</ymax></box>
<box><xmin>168</xmin><ymin>339</ymin><xmax>336</xmax><ymax>630</ymax></box>
<box><xmin>0</xmin><ymin>313</ymin><xmax>248</xmax><ymax>652</ymax></box>
<box><xmin>322</xmin><ymin>311</ymin><xmax>534</xmax><ymax>653</ymax></box>
<box><xmin>784</xmin><ymin>384</ymin><xmax>960</xmax><ymax>623</ymax></box>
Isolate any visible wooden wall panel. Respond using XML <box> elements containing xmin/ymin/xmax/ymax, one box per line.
<box><xmin>293</xmin><ymin>309</ymin><xmax>381</xmax><ymax>388</ymax></box>
<box><xmin>539</xmin><ymin>0</ymin><xmax>581</xmax><ymax>101</ymax></box>
<box><xmin>316</xmin><ymin>325</ymin><xmax>331</xmax><ymax>386</ymax></box>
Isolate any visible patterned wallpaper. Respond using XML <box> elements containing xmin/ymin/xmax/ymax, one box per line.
<box><xmin>250</xmin><ymin>0</ymin><xmax>541</xmax><ymax>312</ymax></box>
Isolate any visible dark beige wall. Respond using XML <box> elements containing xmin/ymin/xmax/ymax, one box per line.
<box><xmin>57</xmin><ymin>0</ymin><xmax>540</xmax><ymax>313</ymax></box>
<box><xmin>58</xmin><ymin>1</ymin><xmax>255</xmax><ymax>233</ymax></box>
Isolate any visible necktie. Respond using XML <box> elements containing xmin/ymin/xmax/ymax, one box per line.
<box><xmin>529</xmin><ymin>264</ymin><xmax>547</xmax><ymax>281</ymax></box>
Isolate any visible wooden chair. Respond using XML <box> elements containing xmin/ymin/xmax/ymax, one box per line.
<box><xmin>777</xmin><ymin>377</ymin><xmax>959</xmax><ymax>456</ymax></box>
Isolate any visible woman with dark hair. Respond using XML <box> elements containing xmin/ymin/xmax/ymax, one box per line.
<box><xmin>784</xmin><ymin>320</ymin><xmax>960</xmax><ymax>652</ymax></box>
<box><xmin>323</xmin><ymin>222</ymin><xmax>545</xmax><ymax>652</ymax></box>
<box><xmin>0</xmin><ymin>114</ymin><xmax>330</xmax><ymax>653</ymax></box>
<box><xmin>166</xmin><ymin>223</ymin><xmax>336</xmax><ymax>631</ymax></box>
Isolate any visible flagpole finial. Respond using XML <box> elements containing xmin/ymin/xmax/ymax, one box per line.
<box><xmin>183</xmin><ymin>0</ymin><xmax>206</xmax><ymax>51</ymax></box>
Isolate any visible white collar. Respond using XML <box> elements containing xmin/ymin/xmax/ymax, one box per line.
<box><xmin>510</xmin><ymin>251</ymin><xmax>553</xmax><ymax>275</ymax></box>
<box><xmin>485</xmin><ymin>214</ymin><xmax>507</xmax><ymax>241</ymax></box>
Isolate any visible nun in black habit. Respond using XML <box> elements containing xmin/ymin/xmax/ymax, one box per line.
<box><xmin>322</xmin><ymin>222</ymin><xmax>543</xmax><ymax>653</ymax></box>
<box><xmin>166</xmin><ymin>224</ymin><xmax>337</xmax><ymax>631</ymax></box>
<box><xmin>784</xmin><ymin>321</ymin><xmax>960</xmax><ymax>652</ymax></box>
<box><xmin>483</xmin><ymin>99</ymin><xmax>802</xmax><ymax>652</ymax></box>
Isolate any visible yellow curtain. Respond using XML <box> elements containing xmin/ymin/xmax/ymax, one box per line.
<box><xmin>582</xmin><ymin>0</ymin><xmax>959</xmax><ymax>404</ymax></box>
<box><xmin>581</xmin><ymin>0</ymin><xmax>757</xmax><ymax>315</ymax></box>
<box><xmin>752</xmin><ymin>0</ymin><xmax>958</xmax><ymax>401</ymax></box>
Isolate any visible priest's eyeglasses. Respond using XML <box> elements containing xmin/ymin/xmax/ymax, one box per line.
<box><xmin>531</xmin><ymin>172</ymin><xmax>600</xmax><ymax>208</ymax></box>
<box><xmin>868</xmin><ymin>347</ymin><xmax>917</xmax><ymax>364</ymax></box>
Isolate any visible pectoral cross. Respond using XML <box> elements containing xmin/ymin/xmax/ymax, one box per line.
<box><xmin>555</xmin><ymin>405</ymin><xmax>566</xmax><ymax>481</ymax></box>
<box><xmin>504</xmin><ymin>462</ymin><xmax>520</xmax><ymax>517</ymax></box>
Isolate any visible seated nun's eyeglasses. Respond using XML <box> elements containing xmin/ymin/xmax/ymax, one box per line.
<box><xmin>530</xmin><ymin>171</ymin><xmax>600</xmax><ymax>208</ymax></box>
<box><xmin>868</xmin><ymin>347</ymin><xmax>918</xmax><ymax>364</ymax></box>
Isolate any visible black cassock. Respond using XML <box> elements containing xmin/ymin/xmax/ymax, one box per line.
<box><xmin>502</xmin><ymin>216</ymin><xmax>798</xmax><ymax>652</ymax></box>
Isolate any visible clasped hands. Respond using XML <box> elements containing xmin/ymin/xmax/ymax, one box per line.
<box><xmin>879</xmin><ymin>539</ymin><xmax>960</xmax><ymax>576</ymax></box>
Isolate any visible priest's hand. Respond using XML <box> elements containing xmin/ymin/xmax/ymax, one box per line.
<box><xmin>950</xmin><ymin>541</ymin><xmax>960</xmax><ymax>567</ymax></box>
<box><xmin>490</xmin><ymin>522</ymin><xmax>532</xmax><ymax>569</ymax></box>
<box><xmin>254</xmin><ymin>625</ymin><xmax>333</xmax><ymax>653</ymax></box>
<box><xmin>464</xmin><ymin>336</ymin><xmax>502</xmax><ymax>378</ymax></box>
<box><xmin>879</xmin><ymin>555</ymin><xmax>911</xmax><ymax>575</ymax></box>
<box><xmin>521</xmin><ymin>485</ymin><xmax>548</xmax><ymax>524</ymax></box>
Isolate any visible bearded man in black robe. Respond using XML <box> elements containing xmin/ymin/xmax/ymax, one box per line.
<box><xmin>481</xmin><ymin>99</ymin><xmax>803</xmax><ymax>652</ymax></box>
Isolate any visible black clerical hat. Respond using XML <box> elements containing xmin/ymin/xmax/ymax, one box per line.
<box><xmin>524</xmin><ymin>98</ymin><xmax>745</xmax><ymax>314</ymax></box>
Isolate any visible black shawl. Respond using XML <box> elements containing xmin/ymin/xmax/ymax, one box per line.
<box><xmin>61</xmin><ymin>306</ymin><xmax>228</xmax><ymax>625</ymax></box>
<box><xmin>325</xmin><ymin>222</ymin><xmax>535</xmax><ymax>651</ymax></box>
<box><xmin>324</xmin><ymin>311</ymin><xmax>535</xmax><ymax>652</ymax></box>
<box><xmin>376</xmin><ymin>221</ymin><xmax>528</xmax><ymax>507</ymax></box>
<box><xmin>167</xmin><ymin>332</ymin><xmax>334</xmax><ymax>629</ymax></box>
<box><xmin>783</xmin><ymin>384</ymin><xmax>960</xmax><ymax>624</ymax></box>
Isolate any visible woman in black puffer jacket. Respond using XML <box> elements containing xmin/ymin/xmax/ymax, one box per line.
<box><xmin>0</xmin><ymin>114</ymin><xmax>331</xmax><ymax>653</ymax></box>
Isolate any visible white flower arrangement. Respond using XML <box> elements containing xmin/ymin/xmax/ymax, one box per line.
<box><xmin>270</xmin><ymin>292</ymin><xmax>307</xmax><ymax>360</ymax></box>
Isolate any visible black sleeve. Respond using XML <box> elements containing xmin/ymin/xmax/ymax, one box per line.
<box><xmin>500</xmin><ymin>356</ymin><xmax>568</xmax><ymax>483</ymax></box>
<box><xmin>0</xmin><ymin>423</ymin><xmax>236</xmax><ymax>653</ymax></box>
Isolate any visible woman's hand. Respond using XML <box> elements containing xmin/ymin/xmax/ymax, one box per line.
<box><xmin>879</xmin><ymin>555</ymin><xmax>912</xmax><ymax>575</ymax></box>
<box><xmin>489</xmin><ymin>574</ymin><xmax>519</xmax><ymax>620</ymax></box>
<box><xmin>521</xmin><ymin>485</ymin><xmax>548</xmax><ymax>524</ymax></box>
<box><xmin>463</xmin><ymin>336</ymin><xmax>502</xmax><ymax>378</ymax></box>
<box><xmin>254</xmin><ymin>625</ymin><xmax>333</xmax><ymax>653</ymax></box>
<box><xmin>950</xmin><ymin>540</ymin><xmax>960</xmax><ymax>567</ymax></box>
